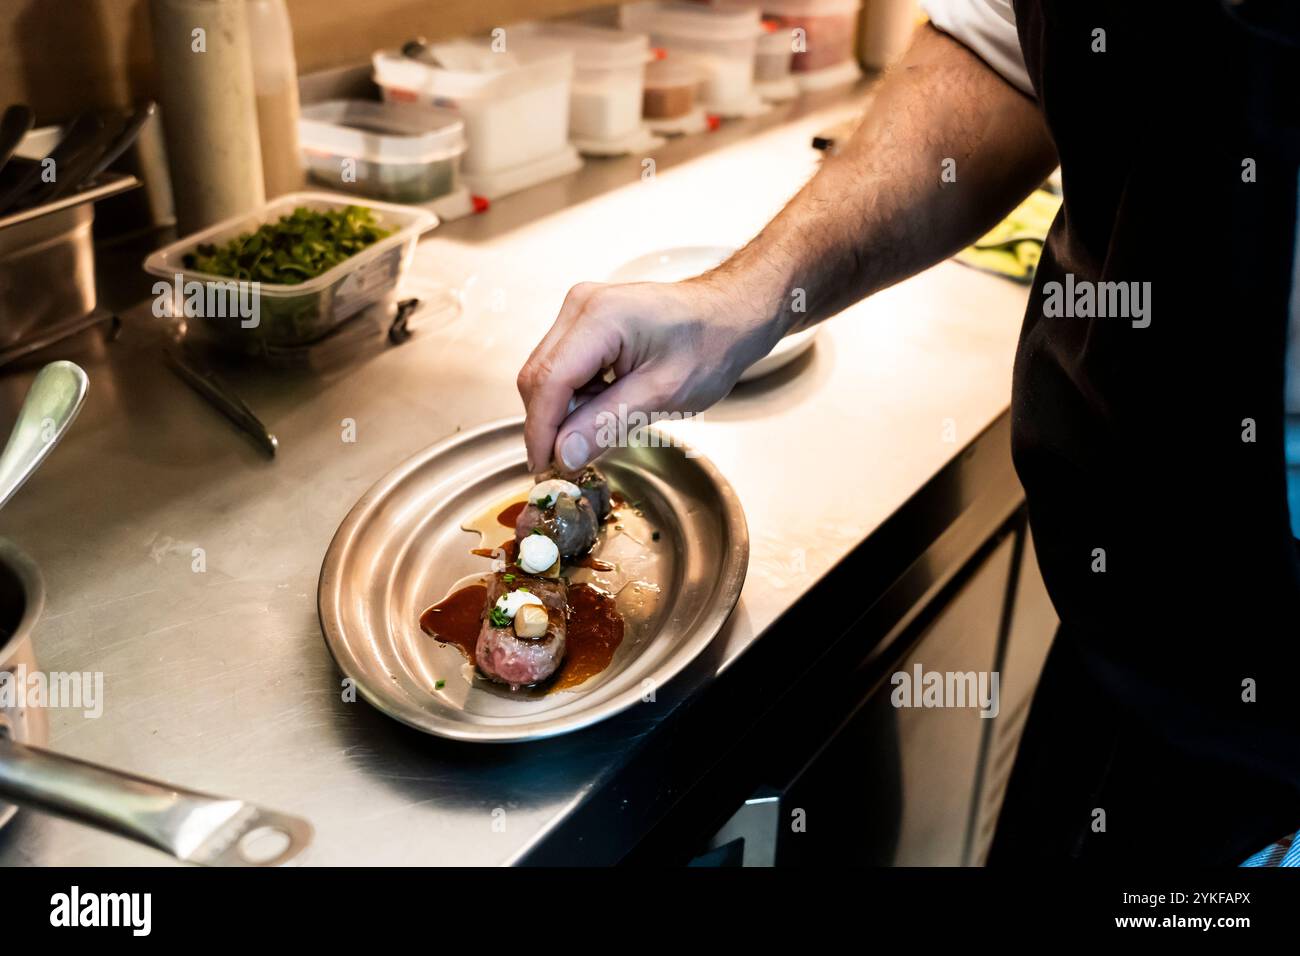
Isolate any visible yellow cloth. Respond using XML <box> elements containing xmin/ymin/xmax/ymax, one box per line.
<box><xmin>954</xmin><ymin>186</ymin><xmax>1063</xmax><ymax>283</ymax></box>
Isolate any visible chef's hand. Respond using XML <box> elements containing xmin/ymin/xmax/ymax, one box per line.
<box><xmin>517</xmin><ymin>277</ymin><xmax>780</xmax><ymax>474</ymax></box>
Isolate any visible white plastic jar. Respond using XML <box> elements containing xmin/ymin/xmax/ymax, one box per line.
<box><xmin>620</xmin><ymin>2</ymin><xmax>764</xmax><ymax>116</ymax></box>
<box><xmin>525</xmin><ymin>23</ymin><xmax>652</xmax><ymax>146</ymax></box>
<box><xmin>372</xmin><ymin>37</ymin><xmax>575</xmax><ymax>177</ymax></box>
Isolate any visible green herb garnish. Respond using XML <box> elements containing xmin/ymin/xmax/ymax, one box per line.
<box><xmin>531</xmin><ymin>528</ymin><xmax>547</xmax><ymax>536</ymax></box>
<box><xmin>536</xmin><ymin>494</ymin><xmax>554</xmax><ymax>510</ymax></box>
<box><xmin>489</xmin><ymin>606</ymin><xmax>511</xmax><ymax>628</ymax></box>
<box><xmin>435</xmin><ymin>679</ymin><xmax>446</xmax><ymax>689</ymax></box>
<box><xmin>503</xmin><ymin>573</ymin><xmax>516</xmax><ymax>582</ymax></box>
<box><xmin>180</xmin><ymin>205</ymin><xmax>391</xmax><ymax>285</ymax></box>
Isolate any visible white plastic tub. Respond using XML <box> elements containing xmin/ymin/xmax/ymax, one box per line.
<box><xmin>372</xmin><ymin>38</ymin><xmax>574</xmax><ymax>177</ymax></box>
<box><xmin>144</xmin><ymin>192</ymin><xmax>436</xmax><ymax>353</ymax></box>
<box><xmin>620</xmin><ymin>2</ymin><xmax>765</xmax><ymax>117</ymax></box>
<box><xmin>299</xmin><ymin>100</ymin><xmax>467</xmax><ymax>203</ymax></box>
<box><xmin>524</xmin><ymin>23</ymin><xmax>652</xmax><ymax>146</ymax></box>
<box><xmin>756</xmin><ymin>20</ymin><xmax>795</xmax><ymax>82</ymax></box>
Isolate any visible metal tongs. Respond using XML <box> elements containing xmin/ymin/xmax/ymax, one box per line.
<box><xmin>163</xmin><ymin>349</ymin><xmax>279</xmax><ymax>458</ymax></box>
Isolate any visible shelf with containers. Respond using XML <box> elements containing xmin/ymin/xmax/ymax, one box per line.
<box><xmin>619</xmin><ymin>2</ymin><xmax>769</xmax><ymax>119</ymax></box>
<box><xmin>520</xmin><ymin>21</ymin><xmax>664</xmax><ymax>156</ymax></box>
<box><xmin>719</xmin><ymin>0</ymin><xmax>865</xmax><ymax>90</ymax></box>
<box><xmin>372</xmin><ymin>37</ymin><xmax>582</xmax><ymax>200</ymax></box>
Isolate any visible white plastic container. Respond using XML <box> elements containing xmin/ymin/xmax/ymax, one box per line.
<box><xmin>523</xmin><ymin>23</ymin><xmax>653</xmax><ymax>149</ymax></box>
<box><xmin>144</xmin><ymin>192</ymin><xmax>436</xmax><ymax>353</ymax></box>
<box><xmin>299</xmin><ymin>100</ymin><xmax>467</xmax><ymax>204</ymax></box>
<box><xmin>756</xmin><ymin>21</ymin><xmax>795</xmax><ymax>82</ymax></box>
<box><xmin>620</xmin><ymin>3</ymin><xmax>766</xmax><ymax>118</ymax></box>
<box><xmin>641</xmin><ymin>57</ymin><xmax>710</xmax><ymax>136</ymax></box>
<box><xmin>754</xmin><ymin>18</ymin><xmax>799</xmax><ymax>101</ymax></box>
<box><xmin>372</xmin><ymin>37</ymin><xmax>575</xmax><ymax>178</ymax></box>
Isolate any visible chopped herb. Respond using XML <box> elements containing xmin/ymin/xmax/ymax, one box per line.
<box><xmin>435</xmin><ymin>679</ymin><xmax>446</xmax><ymax>689</ymax></box>
<box><xmin>489</xmin><ymin>606</ymin><xmax>511</xmax><ymax>628</ymax></box>
<box><xmin>502</xmin><ymin>573</ymin><xmax>516</xmax><ymax>582</ymax></box>
<box><xmin>180</xmin><ymin>205</ymin><xmax>391</xmax><ymax>285</ymax></box>
<box><xmin>531</xmin><ymin>528</ymin><xmax>547</xmax><ymax>536</ymax></box>
<box><xmin>536</xmin><ymin>494</ymin><xmax>554</xmax><ymax>510</ymax></box>
<box><xmin>517</xmin><ymin>587</ymin><xmax>530</xmax><ymax>593</ymax></box>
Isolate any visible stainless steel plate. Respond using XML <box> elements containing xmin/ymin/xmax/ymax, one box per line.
<box><xmin>318</xmin><ymin>417</ymin><xmax>748</xmax><ymax>742</ymax></box>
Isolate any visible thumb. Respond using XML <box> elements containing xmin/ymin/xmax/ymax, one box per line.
<box><xmin>551</xmin><ymin>370</ymin><xmax>671</xmax><ymax>472</ymax></box>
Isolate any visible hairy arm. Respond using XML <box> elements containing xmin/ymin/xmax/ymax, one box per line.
<box><xmin>518</xmin><ymin>23</ymin><xmax>1058</xmax><ymax>473</ymax></box>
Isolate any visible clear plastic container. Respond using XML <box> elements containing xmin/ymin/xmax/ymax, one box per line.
<box><xmin>756</xmin><ymin>20</ymin><xmax>795</xmax><ymax>82</ymax></box>
<box><xmin>299</xmin><ymin>100</ymin><xmax>467</xmax><ymax>203</ymax></box>
<box><xmin>755</xmin><ymin>0</ymin><xmax>862</xmax><ymax>73</ymax></box>
<box><xmin>143</xmin><ymin>192</ymin><xmax>437</xmax><ymax>353</ymax></box>
<box><xmin>642</xmin><ymin>57</ymin><xmax>702</xmax><ymax>119</ymax></box>
<box><xmin>620</xmin><ymin>2</ymin><xmax>763</xmax><ymax>114</ymax></box>
<box><xmin>372</xmin><ymin>37</ymin><xmax>574</xmax><ymax>177</ymax></box>
<box><xmin>524</xmin><ymin>23</ymin><xmax>651</xmax><ymax>144</ymax></box>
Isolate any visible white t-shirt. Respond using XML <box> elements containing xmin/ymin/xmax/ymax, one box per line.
<box><xmin>921</xmin><ymin>0</ymin><xmax>1033</xmax><ymax>96</ymax></box>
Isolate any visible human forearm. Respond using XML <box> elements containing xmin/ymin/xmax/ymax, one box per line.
<box><xmin>518</xmin><ymin>24</ymin><xmax>1059</xmax><ymax>473</ymax></box>
<box><xmin>711</xmin><ymin>23</ymin><xmax>1058</xmax><ymax>335</ymax></box>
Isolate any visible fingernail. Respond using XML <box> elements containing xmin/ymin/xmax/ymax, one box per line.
<box><xmin>560</xmin><ymin>432</ymin><xmax>589</xmax><ymax>471</ymax></box>
<box><xmin>526</xmin><ymin>452</ymin><xmax>534</xmax><ymax>473</ymax></box>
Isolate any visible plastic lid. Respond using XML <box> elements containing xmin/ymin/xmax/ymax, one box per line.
<box><xmin>527</xmin><ymin>23</ymin><xmax>651</xmax><ymax>70</ymax></box>
<box><xmin>372</xmin><ymin>37</ymin><xmax>574</xmax><ymax>101</ymax></box>
<box><xmin>299</xmin><ymin>100</ymin><xmax>467</xmax><ymax>163</ymax></box>
<box><xmin>621</xmin><ymin>2</ymin><xmax>764</xmax><ymax>41</ymax></box>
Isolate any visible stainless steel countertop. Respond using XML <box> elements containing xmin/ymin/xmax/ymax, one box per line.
<box><xmin>0</xmin><ymin>92</ymin><xmax>1030</xmax><ymax>866</ymax></box>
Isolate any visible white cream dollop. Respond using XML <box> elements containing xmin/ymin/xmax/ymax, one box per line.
<box><xmin>518</xmin><ymin>534</ymin><xmax>560</xmax><ymax>574</ymax></box>
<box><xmin>493</xmin><ymin>589</ymin><xmax>544</xmax><ymax>620</ymax></box>
<box><xmin>528</xmin><ymin>479</ymin><xmax>582</xmax><ymax>507</ymax></box>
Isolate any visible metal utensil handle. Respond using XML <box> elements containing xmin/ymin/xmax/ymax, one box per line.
<box><xmin>0</xmin><ymin>735</ymin><xmax>312</xmax><ymax>866</ymax></box>
<box><xmin>0</xmin><ymin>361</ymin><xmax>88</xmax><ymax>511</ymax></box>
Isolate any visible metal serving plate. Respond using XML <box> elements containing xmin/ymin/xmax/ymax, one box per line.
<box><xmin>318</xmin><ymin>417</ymin><xmax>748</xmax><ymax>742</ymax></box>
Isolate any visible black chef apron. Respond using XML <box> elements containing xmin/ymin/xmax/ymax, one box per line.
<box><xmin>988</xmin><ymin>1</ymin><xmax>1300</xmax><ymax>865</ymax></box>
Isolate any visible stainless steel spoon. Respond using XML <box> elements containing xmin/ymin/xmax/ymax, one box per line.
<box><xmin>0</xmin><ymin>360</ymin><xmax>88</xmax><ymax>511</ymax></box>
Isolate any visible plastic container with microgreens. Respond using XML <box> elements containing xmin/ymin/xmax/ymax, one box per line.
<box><xmin>143</xmin><ymin>192</ymin><xmax>436</xmax><ymax>355</ymax></box>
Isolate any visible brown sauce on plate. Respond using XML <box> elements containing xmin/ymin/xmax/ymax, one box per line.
<box><xmin>418</xmin><ymin>582</ymin><xmax>485</xmax><ymax>663</ymax></box>
<box><xmin>551</xmin><ymin>583</ymin><xmax>624</xmax><ymax>690</ymax></box>
<box><xmin>419</xmin><ymin>580</ymin><xmax>623</xmax><ymax>692</ymax></box>
<box><xmin>497</xmin><ymin>500</ymin><xmax>527</xmax><ymax>527</ymax></box>
<box><xmin>470</xmin><ymin>538</ymin><xmax>518</xmax><ymax>563</ymax></box>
